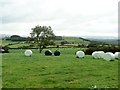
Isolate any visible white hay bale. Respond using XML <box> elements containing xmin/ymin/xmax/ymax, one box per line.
<box><xmin>0</xmin><ymin>49</ymin><xmax>5</xmax><ymax>52</ymax></box>
<box><xmin>92</xmin><ymin>51</ymin><xmax>98</xmax><ymax>59</ymax></box>
<box><xmin>24</xmin><ymin>50</ymin><xmax>32</xmax><ymax>56</ymax></box>
<box><xmin>92</xmin><ymin>51</ymin><xmax>105</xmax><ymax>59</ymax></box>
<box><xmin>76</xmin><ymin>51</ymin><xmax>85</xmax><ymax>58</ymax></box>
<box><xmin>92</xmin><ymin>51</ymin><xmax>100</xmax><ymax>59</ymax></box>
<box><xmin>98</xmin><ymin>51</ymin><xmax>105</xmax><ymax>58</ymax></box>
<box><xmin>107</xmin><ymin>52</ymin><xmax>115</xmax><ymax>60</ymax></box>
<box><xmin>103</xmin><ymin>52</ymin><xmax>115</xmax><ymax>61</ymax></box>
<box><xmin>114</xmin><ymin>52</ymin><xmax>120</xmax><ymax>59</ymax></box>
<box><xmin>91</xmin><ymin>51</ymin><xmax>95</xmax><ymax>58</ymax></box>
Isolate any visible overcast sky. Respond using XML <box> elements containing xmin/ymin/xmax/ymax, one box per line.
<box><xmin>0</xmin><ymin>0</ymin><xmax>119</xmax><ymax>37</ymax></box>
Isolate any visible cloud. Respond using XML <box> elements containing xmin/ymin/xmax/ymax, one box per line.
<box><xmin>0</xmin><ymin>0</ymin><xmax>119</xmax><ymax>37</ymax></box>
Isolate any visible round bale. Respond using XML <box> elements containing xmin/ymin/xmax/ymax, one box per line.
<box><xmin>92</xmin><ymin>51</ymin><xmax>100</xmax><ymax>59</ymax></box>
<box><xmin>54</xmin><ymin>50</ymin><xmax>60</xmax><ymax>56</ymax></box>
<box><xmin>0</xmin><ymin>49</ymin><xmax>5</xmax><ymax>53</ymax></box>
<box><xmin>92</xmin><ymin>51</ymin><xmax>105</xmax><ymax>59</ymax></box>
<box><xmin>98</xmin><ymin>51</ymin><xmax>105</xmax><ymax>58</ymax></box>
<box><xmin>45</xmin><ymin>50</ymin><xmax>52</xmax><ymax>56</ymax></box>
<box><xmin>76</xmin><ymin>51</ymin><xmax>85</xmax><ymax>58</ymax></box>
<box><xmin>103</xmin><ymin>52</ymin><xmax>115</xmax><ymax>61</ymax></box>
<box><xmin>0</xmin><ymin>46</ymin><xmax>9</xmax><ymax>53</ymax></box>
<box><xmin>24</xmin><ymin>50</ymin><xmax>32</xmax><ymax>56</ymax></box>
<box><xmin>114</xmin><ymin>52</ymin><xmax>120</xmax><ymax>59</ymax></box>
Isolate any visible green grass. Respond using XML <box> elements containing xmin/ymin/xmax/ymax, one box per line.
<box><xmin>55</xmin><ymin>36</ymin><xmax>90</xmax><ymax>45</ymax></box>
<box><xmin>1</xmin><ymin>36</ymin><xmax>90</xmax><ymax>49</ymax></box>
<box><xmin>1</xmin><ymin>39</ymin><xmax>30</xmax><ymax>48</ymax></box>
<box><xmin>8</xmin><ymin>43</ymin><xmax>30</xmax><ymax>48</ymax></box>
<box><xmin>63</xmin><ymin>36</ymin><xmax>90</xmax><ymax>44</ymax></box>
<box><xmin>1</xmin><ymin>39</ymin><xmax>17</xmax><ymax>46</ymax></box>
<box><xmin>2</xmin><ymin>48</ymin><xmax>118</xmax><ymax>88</ymax></box>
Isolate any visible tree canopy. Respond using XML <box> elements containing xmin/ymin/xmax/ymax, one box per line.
<box><xmin>31</xmin><ymin>25</ymin><xmax>55</xmax><ymax>52</ymax></box>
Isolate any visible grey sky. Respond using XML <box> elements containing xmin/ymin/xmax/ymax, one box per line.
<box><xmin>0</xmin><ymin>0</ymin><xmax>119</xmax><ymax>37</ymax></box>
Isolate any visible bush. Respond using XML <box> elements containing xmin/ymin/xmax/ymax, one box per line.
<box><xmin>85</xmin><ymin>45</ymin><xmax>120</xmax><ymax>55</ymax></box>
<box><xmin>56</xmin><ymin>45</ymin><xmax>59</xmax><ymax>48</ymax></box>
<box><xmin>17</xmin><ymin>46</ymin><xmax>30</xmax><ymax>49</ymax></box>
<box><xmin>61</xmin><ymin>41</ymin><xmax>70</xmax><ymax>45</ymax></box>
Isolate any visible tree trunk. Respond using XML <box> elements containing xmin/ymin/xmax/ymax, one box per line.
<box><xmin>39</xmin><ymin>45</ymin><xmax>43</xmax><ymax>53</ymax></box>
<box><xmin>39</xmin><ymin>48</ymin><xmax>43</xmax><ymax>53</ymax></box>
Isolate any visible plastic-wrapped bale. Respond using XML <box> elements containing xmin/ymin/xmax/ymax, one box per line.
<box><xmin>0</xmin><ymin>46</ymin><xmax>9</xmax><ymax>53</ymax></box>
<box><xmin>92</xmin><ymin>51</ymin><xmax>100</xmax><ymax>59</ymax></box>
<box><xmin>76</xmin><ymin>51</ymin><xmax>85</xmax><ymax>58</ymax></box>
<box><xmin>45</xmin><ymin>50</ymin><xmax>52</xmax><ymax>56</ymax></box>
<box><xmin>0</xmin><ymin>49</ymin><xmax>5</xmax><ymax>53</ymax></box>
<box><xmin>92</xmin><ymin>51</ymin><xmax>104</xmax><ymax>59</ymax></box>
<box><xmin>98</xmin><ymin>51</ymin><xmax>105</xmax><ymax>58</ymax></box>
<box><xmin>54</xmin><ymin>50</ymin><xmax>60</xmax><ymax>56</ymax></box>
<box><xmin>24</xmin><ymin>50</ymin><xmax>33</xmax><ymax>56</ymax></box>
<box><xmin>114</xmin><ymin>52</ymin><xmax>120</xmax><ymax>59</ymax></box>
<box><xmin>103</xmin><ymin>52</ymin><xmax>115</xmax><ymax>61</ymax></box>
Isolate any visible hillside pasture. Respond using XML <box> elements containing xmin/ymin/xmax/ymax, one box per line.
<box><xmin>1</xmin><ymin>39</ymin><xmax>17</xmax><ymax>46</ymax></box>
<box><xmin>2</xmin><ymin>48</ymin><xmax>118</xmax><ymax>88</ymax></box>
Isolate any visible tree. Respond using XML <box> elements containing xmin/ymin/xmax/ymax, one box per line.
<box><xmin>31</xmin><ymin>25</ymin><xmax>55</xmax><ymax>53</ymax></box>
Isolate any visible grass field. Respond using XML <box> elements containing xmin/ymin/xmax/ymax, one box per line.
<box><xmin>63</xmin><ymin>36</ymin><xmax>90</xmax><ymax>45</ymax></box>
<box><xmin>2</xmin><ymin>48</ymin><xmax>118</xmax><ymax>88</ymax></box>
<box><xmin>1</xmin><ymin>39</ymin><xmax>17</xmax><ymax>46</ymax></box>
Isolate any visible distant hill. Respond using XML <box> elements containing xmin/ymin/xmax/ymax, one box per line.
<box><xmin>83</xmin><ymin>38</ymin><xmax>118</xmax><ymax>45</ymax></box>
<box><xmin>93</xmin><ymin>39</ymin><xmax>118</xmax><ymax>45</ymax></box>
<box><xmin>60</xmin><ymin>36</ymin><xmax>91</xmax><ymax>45</ymax></box>
<box><xmin>0</xmin><ymin>34</ymin><xmax>29</xmax><ymax>39</ymax></box>
<box><xmin>81</xmin><ymin>36</ymin><xmax>118</xmax><ymax>45</ymax></box>
<box><xmin>82</xmin><ymin>36</ymin><xmax>118</xmax><ymax>39</ymax></box>
<box><xmin>0</xmin><ymin>34</ymin><xmax>11</xmax><ymax>38</ymax></box>
<box><xmin>1</xmin><ymin>34</ymin><xmax>118</xmax><ymax>46</ymax></box>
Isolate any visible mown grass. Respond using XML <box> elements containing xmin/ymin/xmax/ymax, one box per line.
<box><xmin>2</xmin><ymin>48</ymin><xmax>118</xmax><ymax>88</ymax></box>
